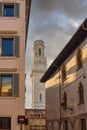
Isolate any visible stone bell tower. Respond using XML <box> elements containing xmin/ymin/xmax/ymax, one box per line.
<box><xmin>31</xmin><ymin>40</ymin><xmax>47</xmax><ymax>109</ymax></box>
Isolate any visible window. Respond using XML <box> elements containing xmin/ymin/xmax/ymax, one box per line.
<box><xmin>63</xmin><ymin>92</ymin><xmax>67</xmax><ymax>109</ymax></box>
<box><xmin>0</xmin><ymin>3</ymin><xmax>19</xmax><ymax>17</ymax></box>
<box><xmin>0</xmin><ymin>74</ymin><xmax>19</xmax><ymax>97</ymax></box>
<box><xmin>0</xmin><ymin>36</ymin><xmax>20</xmax><ymax>57</ymax></box>
<box><xmin>2</xmin><ymin>38</ymin><xmax>13</xmax><ymax>56</ymax></box>
<box><xmin>64</xmin><ymin>121</ymin><xmax>68</xmax><ymax>130</ymax></box>
<box><xmin>61</xmin><ymin>64</ymin><xmax>66</xmax><ymax>81</ymax></box>
<box><xmin>4</xmin><ymin>4</ymin><xmax>14</xmax><ymax>17</ymax></box>
<box><xmin>35</xmin><ymin>51</ymin><xmax>37</xmax><ymax>56</ymax></box>
<box><xmin>80</xmin><ymin>119</ymin><xmax>86</xmax><ymax>130</ymax></box>
<box><xmin>76</xmin><ymin>48</ymin><xmax>83</xmax><ymax>70</ymax></box>
<box><xmin>0</xmin><ymin>117</ymin><xmax>11</xmax><ymax>129</ymax></box>
<box><xmin>78</xmin><ymin>82</ymin><xmax>84</xmax><ymax>104</ymax></box>
<box><xmin>38</xmin><ymin>48</ymin><xmax>41</xmax><ymax>56</ymax></box>
<box><xmin>40</xmin><ymin>94</ymin><xmax>42</xmax><ymax>102</ymax></box>
<box><xmin>0</xmin><ymin>75</ymin><xmax>12</xmax><ymax>96</ymax></box>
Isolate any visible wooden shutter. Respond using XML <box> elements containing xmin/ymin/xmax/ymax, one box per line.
<box><xmin>12</xmin><ymin>74</ymin><xmax>19</xmax><ymax>96</ymax></box>
<box><xmin>0</xmin><ymin>3</ymin><xmax>3</xmax><ymax>16</ymax></box>
<box><xmin>14</xmin><ymin>36</ymin><xmax>20</xmax><ymax>57</ymax></box>
<box><xmin>14</xmin><ymin>3</ymin><xmax>20</xmax><ymax>17</ymax></box>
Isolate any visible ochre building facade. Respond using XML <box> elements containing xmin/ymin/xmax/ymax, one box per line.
<box><xmin>41</xmin><ymin>18</ymin><xmax>87</xmax><ymax>130</ymax></box>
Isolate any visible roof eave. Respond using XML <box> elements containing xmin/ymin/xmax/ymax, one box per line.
<box><xmin>26</xmin><ymin>0</ymin><xmax>31</xmax><ymax>42</ymax></box>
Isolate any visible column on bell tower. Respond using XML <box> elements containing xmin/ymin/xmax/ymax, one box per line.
<box><xmin>31</xmin><ymin>40</ymin><xmax>47</xmax><ymax>109</ymax></box>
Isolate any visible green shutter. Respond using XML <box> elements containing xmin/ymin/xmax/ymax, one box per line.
<box><xmin>14</xmin><ymin>36</ymin><xmax>20</xmax><ymax>57</ymax></box>
<box><xmin>0</xmin><ymin>36</ymin><xmax>2</xmax><ymax>44</ymax></box>
<box><xmin>12</xmin><ymin>74</ymin><xmax>19</xmax><ymax>97</ymax></box>
<box><xmin>0</xmin><ymin>36</ymin><xmax>2</xmax><ymax>56</ymax></box>
<box><xmin>14</xmin><ymin>3</ymin><xmax>20</xmax><ymax>17</ymax></box>
<box><xmin>0</xmin><ymin>3</ymin><xmax>3</xmax><ymax>16</ymax></box>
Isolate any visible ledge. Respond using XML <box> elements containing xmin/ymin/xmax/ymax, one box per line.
<box><xmin>0</xmin><ymin>68</ymin><xmax>17</xmax><ymax>72</ymax></box>
<box><xmin>0</xmin><ymin>30</ymin><xmax>17</xmax><ymax>35</ymax></box>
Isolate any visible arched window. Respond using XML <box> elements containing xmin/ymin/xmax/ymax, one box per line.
<box><xmin>61</xmin><ymin>64</ymin><xmax>66</xmax><ymax>81</ymax></box>
<box><xmin>64</xmin><ymin>121</ymin><xmax>68</xmax><ymax>130</ymax></box>
<box><xmin>40</xmin><ymin>94</ymin><xmax>42</xmax><ymax>102</ymax></box>
<box><xmin>38</xmin><ymin>48</ymin><xmax>41</xmax><ymax>56</ymax></box>
<box><xmin>76</xmin><ymin>48</ymin><xmax>83</xmax><ymax>70</ymax></box>
<box><xmin>80</xmin><ymin>119</ymin><xmax>86</xmax><ymax>130</ymax></box>
<box><xmin>78</xmin><ymin>82</ymin><xmax>84</xmax><ymax>104</ymax></box>
<box><xmin>35</xmin><ymin>51</ymin><xmax>37</xmax><ymax>56</ymax></box>
<box><xmin>63</xmin><ymin>92</ymin><xmax>67</xmax><ymax>109</ymax></box>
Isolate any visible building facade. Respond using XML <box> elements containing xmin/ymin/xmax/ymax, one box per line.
<box><xmin>41</xmin><ymin>18</ymin><xmax>87</xmax><ymax>130</ymax></box>
<box><xmin>0</xmin><ymin>0</ymin><xmax>31</xmax><ymax>130</ymax></box>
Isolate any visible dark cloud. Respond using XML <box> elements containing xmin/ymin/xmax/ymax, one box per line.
<box><xmin>31</xmin><ymin>0</ymin><xmax>87</xmax><ymax>19</ymax></box>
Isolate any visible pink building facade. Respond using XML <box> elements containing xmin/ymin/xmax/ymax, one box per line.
<box><xmin>0</xmin><ymin>0</ymin><xmax>31</xmax><ymax>130</ymax></box>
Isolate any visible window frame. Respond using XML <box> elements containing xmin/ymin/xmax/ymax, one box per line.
<box><xmin>40</xmin><ymin>93</ymin><xmax>42</xmax><ymax>102</ymax></box>
<box><xmin>0</xmin><ymin>74</ymin><xmax>13</xmax><ymax>96</ymax></box>
<box><xmin>0</xmin><ymin>117</ymin><xmax>11</xmax><ymax>129</ymax></box>
<box><xmin>38</xmin><ymin>48</ymin><xmax>41</xmax><ymax>56</ymax></box>
<box><xmin>64</xmin><ymin>121</ymin><xmax>68</xmax><ymax>130</ymax></box>
<box><xmin>1</xmin><ymin>37</ymin><xmax>14</xmax><ymax>56</ymax></box>
<box><xmin>0</xmin><ymin>2</ymin><xmax>19</xmax><ymax>17</ymax></box>
<box><xmin>0</xmin><ymin>35</ymin><xmax>20</xmax><ymax>57</ymax></box>
<box><xmin>80</xmin><ymin>118</ymin><xmax>86</xmax><ymax>130</ymax></box>
<box><xmin>78</xmin><ymin>82</ymin><xmax>84</xmax><ymax>104</ymax></box>
<box><xmin>0</xmin><ymin>73</ymin><xmax>19</xmax><ymax>97</ymax></box>
<box><xmin>3</xmin><ymin>3</ymin><xmax>14</xmax><ymax>17</ymax></box>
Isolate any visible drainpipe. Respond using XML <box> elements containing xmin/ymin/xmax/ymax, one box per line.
<box><xmin>59</xmin><ymin>67</ymin><xmax>62</xmax><ymax>130</ymax></box>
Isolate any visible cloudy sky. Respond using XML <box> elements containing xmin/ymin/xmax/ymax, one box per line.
<box><xmin>25</xmin><ymin>0</ymin><xmax>87</xmax><ymax>108</ymax></box>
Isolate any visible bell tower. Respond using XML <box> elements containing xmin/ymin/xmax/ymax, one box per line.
<box><xmin>31</xmin><ymin>40</ymin><xmax>47</xmax><ymax>109</ymax></box>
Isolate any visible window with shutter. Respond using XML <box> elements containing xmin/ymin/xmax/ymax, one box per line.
<box><xmin>2</xmin><ymin>38</ymin><xmax>13</xmax><ymax>56</ymax></box>
<box><xmin>0</xmin><ymin>74</ymin><xmax>19</xmax><ymax>97</ymax></box>
<box><xmin>0</xmin><ymin>2</ymin><xmax>19</xmax><ymax>17</ymax></box>
<box><xmin>0</xmin><ymin>74</ymin><xmax>12</xmax><ymax>96</ymax></box>
<box><xmin>0</xmin><ymin>36</ymin><xmax>20</xmax><ymax>57</ymax></box>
